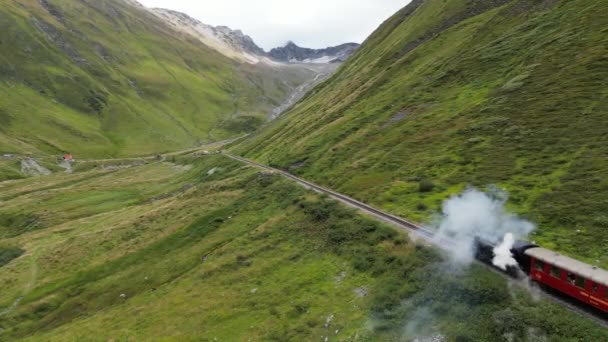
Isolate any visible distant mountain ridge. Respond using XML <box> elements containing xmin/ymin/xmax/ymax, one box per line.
<box><xmin>148</xmin><ymin>8</ymin><xmax>359</xmax><ymax>65</ymax></box>
<box><xmin>268</xmin><ymin>41</ymin><xmax>360</xmax><ymax>64</ymax></box>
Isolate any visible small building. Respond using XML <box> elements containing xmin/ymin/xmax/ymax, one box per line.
<box><xmin>63</xmin><ymin>154</ymin><xmax>74</xmax><ymax>161</ymax></box>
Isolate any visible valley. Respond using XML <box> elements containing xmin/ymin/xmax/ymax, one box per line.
<box><xmin>0</xmin><ymin>0</ymin><xmax>357</xmax><ymax>159</ymax></box>
<box><xmin>1</xmin><ymin>0</ymin><xmax>608</xmax><ymax>340</ymax></box>
<box><xmin>1</xmin><ymin>152</ymin><xmax>607</xmax><ymax>340</ymax></box>
<box><xmin>236</xmin><ymin>0</ymin><xmax>608</xmax><ymax>268</ymax></box>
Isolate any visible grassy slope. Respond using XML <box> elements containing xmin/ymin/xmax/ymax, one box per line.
<box><xmin>0</xmin><ymin>0</ymin><xmax>314</xmax><ymax>158</ymax></box>
<box><xmin>0</xmin><ymin>159</ymin><xmax>24</xmax><ymax>181</ymax></box>
<box><xmin>235</xmin><ymin>0</ymin><xmax>608</xmax><ymax>266</ymax></box>
<box><xmin>0</xmin><ymin>155</ymin><xmax>605</xmax><ymax>340</ymax></box>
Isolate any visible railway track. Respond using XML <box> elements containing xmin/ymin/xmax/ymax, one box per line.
<box><xmin>224</xmin><ymin>154</ymin><xmax>437</xmax><ymax>240</ymax></box>
<box><xmin>223</xmin><ymin>152</ymin><xmax>608</xmax><ymax>328</ymax></box>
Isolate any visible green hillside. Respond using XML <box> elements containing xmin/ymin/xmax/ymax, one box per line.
<box><xmin>236</xmin><ymin>0</ymin><xmax>608</xmax><ymax>266</ymax></box>
<box><xmin>0</xmin><ymin>155</ymin><xmax>604</xmax><ymax>340</ymax></box>
<box><xmin>0</xmin><ymin>0</ymin><xmax>312</xmax><ymax>158</ymax></box>
<box><xmin>2</xmin><ymin>0</ymin><xmax>608</xmax><ymax>339</ymax></box>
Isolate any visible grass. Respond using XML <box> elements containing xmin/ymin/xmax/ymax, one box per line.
<box><xmin>234</xmin><ymin>0</ymin><xmax>608</xmax><ymax>267</ymax></box>
<box><xmin>0</xmin><ymin>155</ymin><xmax>606</xmax><ymax>340</ymax></box>
<box><xmin>0</xmin><ymin>159</ymin><xmax>24</xmax><ymax>182</ymax></box>
<box><xmin>0</xmin><ymin>246</ymin><xmax>24</xmax><ymax>268</ymax></box>
<box><xmin>2</xmin><ymin>0</ymin><xmax>608</xmax><ymax>339</ymax></box>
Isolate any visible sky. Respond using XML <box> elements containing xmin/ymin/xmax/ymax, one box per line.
<box><xmin>137</xmin><ymin>0</ymin><xmax>409</xmax><ymax>51</ymax></box>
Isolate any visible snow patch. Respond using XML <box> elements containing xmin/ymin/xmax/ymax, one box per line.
<box><xmin>298</xmin><ymin>56</ymin><xmax>337</xmax><ymax>64</ymax></box>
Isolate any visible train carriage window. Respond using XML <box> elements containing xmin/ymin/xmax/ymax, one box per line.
<box><xmin>534</xmin><ymin>260</ymin><xmax>545</xmax><ymax>271</ymax></box>
<box><xmin>575</xmin><ymin>275</ymin><xmax>586</xmax><ymax>289</ymax></box>
<box><xmin>567</xmin><ymin>272</ymin><xmax>576</xmax><ymax>285</ymax></box>
<box><xmin>593</xmin><ymin>283</ymin><xmax>599</xmax><ymax>293</ymax></box>
<box><xmin>550</xmin><ymin>265</ymin><xmax>561</xmax><ymax>278</ymax></box>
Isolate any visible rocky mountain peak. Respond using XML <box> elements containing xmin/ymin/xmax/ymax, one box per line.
<box><xmin>148</xmin><ymin>8</ymin><xmax>267</xmax><ymax>63</ymax></box>
<box><xmin>212</xmin><ymin>25</ymin><xmax>266</xmax><ymax>56</ymax></box>
<box><xmin>268</xmin><ymin>41</ymin><xmax>360</xmax><ymax>64</ymax></box>
<box><xmin>145</xmin><ymin>7</ymin><xmax>359</xmax><ymax>65</ymax></box>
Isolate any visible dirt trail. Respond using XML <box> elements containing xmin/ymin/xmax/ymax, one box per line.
<box><xmin>78</xmin><ymin>135</ymin><xmax>248</xmax><ymax>164</ymax></box>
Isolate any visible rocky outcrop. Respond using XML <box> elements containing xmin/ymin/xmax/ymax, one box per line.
<box><xmin>149</xmin><ymin>8</ymin><xmax>268</xmax><ymax>64</ymax></box>
<box><xmin>39</xmin><ymin>0</ymin><xmax>65</xmax><ymax>24</ymax></box>
<box><xmin>213</xmin><ymin>25</ymin><xmax>266</xmax><ymax>56</ymax></box>
<box><xmin>31</xmin><ymin>17</ymin><xmax>87</xmax><ymax>66</ymax></box>
<box><xmin>20</xmin><ymin>158</ymin><xmax>51</xmax><ymax>177</ymax></box>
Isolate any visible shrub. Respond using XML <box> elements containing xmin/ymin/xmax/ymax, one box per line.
<box><xmin>299</xmin><ymin>200</ymin><xmax>333</xmax><ymax>222</ymax></box>
<box><xmin>236</xmin><ymin>255</ymin><xmax>252</xmax><ymax>267</ymax></box>
<box><xmin>418</xmin><ymin>179</ymin><xmax>435</xmax><ymax>193</ymax></box>
<box><xmin>220</xmin><ymin>116</ymin><xmax>264</xmax><ymax>133</ymax></box>
<box><xmin>0</xmin><ymin>246</ymin><xmax>25</xmax><ymax>267</ymax></box>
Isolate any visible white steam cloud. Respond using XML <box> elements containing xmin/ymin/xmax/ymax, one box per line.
<box><xmin>493</xmin><ymin>232</ymin><xmax>517</xmax><ymax>271</ymax></box>
<box><xmin>432</xmin><ymin>188</ymin><xmax>535</xmax><ymax>267</ymax></box>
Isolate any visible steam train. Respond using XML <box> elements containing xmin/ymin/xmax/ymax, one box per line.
<box><xmin>475</xmin><ymin>238</ymin><xmax>608</xmax><ymax>313</ymax></box>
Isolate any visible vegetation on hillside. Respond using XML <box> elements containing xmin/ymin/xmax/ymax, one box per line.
<box><xmin>0</xmin><ymin>155</ymin><xmax>605</xmax><ymax>340</ymax></box>
<box><xmin>0</xmin><ymin>0</ymin><xmax>314</xmax><ymax>158</ymax></box>
<box><xmin>2</xmin><ymin>0</ymin><xmax>607</xmax><ymax>339</ymax></box>
<box><xmin>0</xmin><ymin>246</ymin><xmax>24</xmax><ymax>268</ymax></box>
<box><xmin>0</xmin><ymin>159</ymin><xmax>25</xmax><ymax>181</ymax></box>
<box><xmin>235</xmin><ymin>0</ymin><xmax>608</xmax><ymax>266</ymax></box>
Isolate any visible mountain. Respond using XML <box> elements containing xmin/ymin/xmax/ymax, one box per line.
<box><xmin>236</xmin><ymin>0</ymin><xmax>608</xmax><ymax>266</ymax></box>
<box><xmin>150</xmin><ymin>8</ymin><xmax>359</xmax><ymax>64</ymax></box>
<box><xmin>143</xmin><ymin>8</ymin><xmax>359</xmax><ymax>122</ymax></box>
<box><xmin>149</xmin><ymin>8</ymin><xmax>269</xmax><ymax>64</ymax></box>
<box><xmin>150</xmin><ymin>9</ymin><xmax>360</xmax><ymax>65</ymax></box>
<box><xmin>0</xmin><ymin>0</ymin><xmax>319</xmax><ymax>158</ymax></box>
<box><xmin>149</xmin><ymin>8</ymin><xmax>360</xmax><ymax>66</ymax></box>
<box><xmin>269</xmin><ymin>41</ymin><xmax>360</xmax><ymax>63</ymax></box>
<box><xmin>1</xmin><ymin>1</ymin><xmax>607</xmax><ymax>340</ymax></box>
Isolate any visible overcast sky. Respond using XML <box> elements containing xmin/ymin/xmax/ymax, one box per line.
<box><xmin>137</xmin><ymin>0</ymin><xmax>409</xmax><ymax>51</ymax></box>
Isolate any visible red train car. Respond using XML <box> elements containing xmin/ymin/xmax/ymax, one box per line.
<box><xmin>526</xmin><ymin>247</ymin><xmax>608</xmax><ymax>313</ymax></box>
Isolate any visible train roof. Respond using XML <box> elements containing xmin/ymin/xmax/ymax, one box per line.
<box><xmin>525</xmin><ymin>247</ymin><xmax>608</xmax><ymax>285</ymax></box>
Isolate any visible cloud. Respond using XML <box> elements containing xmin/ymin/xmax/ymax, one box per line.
<box><xmin>137</xmin><ymin>0</ymin><xmax>410</xmax><ymax>50</ymax></box>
